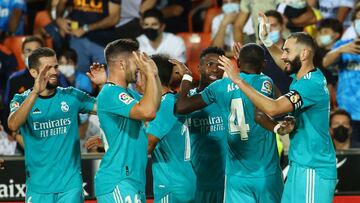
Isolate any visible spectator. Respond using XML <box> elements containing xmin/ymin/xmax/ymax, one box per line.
<box><xmin>0</xmin><ymin>121</ymin><xmax>17</xmax><ymax>155</ymax></box>
<box><xmin>55</xmin><ymin>0</ymin><xmax>121</xmax><ymax>73</ymax></box>
<box><xmin>319</xmin><ymin>0</ymin><xmax>355</xmax><ymax>29</ymax></box>
<box><xmin>137</xmin><ymin>9</ymin><xmax>186</xmax><ymax>63</ymax></box>
<box><xmin>323</xmin><ymin>6</ymin><xmax>360</xmax><ymax>147</ymax></box>
<box><xmin>57</xmin><ymin>48</ymin><xmax>93</xmax><ymax>94</ymax></box>
<box><xmin>114</xmin><ymin>0</ymin><xmax>156</xmax><ymax>40</ymax></box>
<box><xmin>211</xmin><ymin>0</ymin><xmax>254</xmax><ymax>50</ymax></box>
<box><xmin>156</xmin><ymin>0</ymin><xmax>191</xmax><ymax>33</ymax></box>
<box><xmin>0</xmin><ymin>43</ymin><xmax>17</xmax><ymax>100</ymax></box>
<box><xmin>330</xmin><ymin>109</ymin><xmax>353</xmax><ymax>150</ymax></box>
<box><xmin>262</xmin><ymin>10</ymin><xmax>292</xmax><ymax>95</ymax></box>
<box><xmin>0</xmin><ymin>0</ymin><xmax>26</xmax><ymax>36</ymax></box>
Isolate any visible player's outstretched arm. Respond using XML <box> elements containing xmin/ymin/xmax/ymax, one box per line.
<box><xmin>173</xmin><ymin>61</ymin><xmax>208</xmax><ymax>114</ymax></box>
<box><xmin>254</xmin><ymin>108</ymin><xmax>295</xmax><ymax>135</ymax></box>
<box><xmin>129</xmin><ymin>52</ymin><xmax>162</xmax><ymax>121</ymax></box>
<box><xmin>218</xmin><ymin>55</ymin><xmax>293</xmax><ymax>117</ymax></box>
<box><xmin>258</xmin><ymin>12</ymin><xmax>286</xmax><ymax>70</ymax></box>
<box><xmin>8</xmin><ymin>65</ymin><xmax>51</xmax><ymax>131</ymax></box>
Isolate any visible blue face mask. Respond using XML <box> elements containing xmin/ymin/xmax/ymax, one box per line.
<box><xmin>268</xmin><ymin>30</ymin><xmax>281</xmax><ymax>43</ymax></box>
<box><xmin>319</xmin><ymin>35</ymin><xmax>332</xmax><ymax>46</ymax></box>
<box><xmin>355</xmin><ymin>19</ymin><xmax>360</xmax><ymax>36</ymax></box>
<box><xmin>222</xmin><ymin>3</ymin><xmax>240</xmax><ymax>14</ymax></box>
<box><xmin>25</xmin><ymin>57</ymin><xmax>29</xmax><ymax>68</ymax></box>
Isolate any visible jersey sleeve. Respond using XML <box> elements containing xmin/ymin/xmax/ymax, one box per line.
<box><xmin>285</xmin><ymin>78</ymin><xmax>319</xmax><ymax>111</ymax></box>
<box><xmin>200</xmin><ymin>80</ymin><xmax>221</xmax><ymax>105</ymax></box>
<box><xmin>71</xmin><ymin>87</ymin><xmax>96</xmax><ymax>113</ymax></box>
<box><xmin>99</xmin><ymin>86</ymin><xmax>138</xmax><ymax>118</ymax></box>
<box><xmin>9</xmin><ymin>93</ymin><xmax>24</xmax><ymax>113</ymax></box>
<box><xmin>254</xmin><ymin>76</ymin><xmax>274</xmax><ymax>98</ymax></box>
<box><xmin>146</xmin><ymin>95</ymin><xmax>177</xmax><ymax>140</ymax></box>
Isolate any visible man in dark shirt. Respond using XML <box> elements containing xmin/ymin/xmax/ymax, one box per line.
<box><xmin>55</xmin><ymin>0</ymin><xmax>121</xmax><ymax>73</ymax></box>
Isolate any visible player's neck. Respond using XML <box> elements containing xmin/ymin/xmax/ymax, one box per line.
<box><xmin>107</xmin><ymin>75</ymin><xmax>127</xmax><ymax>89</ymax></box>
<box><xmin>162</xmin><ymin>86</ymin><xmax>173</xmax><ymax>95</ymax></box>
<box><xmin>39</xmin><ymin>88</ymin><xmax>56</xmax><ymax>97</ymax></box>
<box><xmin>150</xmin><ymin>34</ymin><xmax>163</xmax><ymax>49</ymax></box>
<box><xmin>296</xmin><ymin>62</ymin><xmax>315</xmax><ymax>80</ymax></box>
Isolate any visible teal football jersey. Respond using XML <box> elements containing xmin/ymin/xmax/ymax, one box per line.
<box><xmin>201</xmin><ymin>73</ymin><xmax>281</xmax><ymax>177</ymax></box>
<box><xmin>95</xmin><ymin>83</ymin><xmax>148</xmax><ymax>196</ymax></box>
<box><xmin>286</xmin><ymin>68</ymin><xmax>337</xmax><ymax>179</ymax></box>
<box><xmin>146</xmin><ymin>93</ymin><xmax>196</xmax><ymax>202</ymax></box>
<box><xmin>10</xmin><ymin>87</ymin><xmax>95</xmax><ymax>193</ymax></box>
<box><xmin>187</xmin><ymin>88</ymin><xmax>227</xmax><ymax>190</ymax></box>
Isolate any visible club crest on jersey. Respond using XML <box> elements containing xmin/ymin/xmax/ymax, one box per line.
<box><xmin>119</xmin><ymin>93</ymin><xmax>134</xmax><ymax>104</ymax></box>
<box><xmin>10</xmin><ymin>101</ymin><xmax>20</xmax><ymax>110</ymax></box>
<box><xmin>261</xmin><ymin>80</ymin><xmax>272</xmax><ymax>94</ymax></box>
<box><xmin>61</xmin><ymin>101</ymin><xmax>69</xmax><ymax>112</ymax></box>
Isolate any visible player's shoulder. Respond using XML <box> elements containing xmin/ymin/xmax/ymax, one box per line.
<box><xmin>17</xmin><ymin>89</ymin><xmax>32</xmax><ymax>98</ymax></box>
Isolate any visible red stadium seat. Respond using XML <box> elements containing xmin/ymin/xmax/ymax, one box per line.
<box><xmin>203</xmin><ymin>7</ymin><xmax>221</xmax><ymax>33</ymax></box>
<box><xmin>177</xmin><ymin>32</ymin><xmax>212</xmax><ymax>81</ymax></box>
<box><xmin>4</xmin><ymin>36</ymin><xmax>27</xmax><ymax>70</ymax></box>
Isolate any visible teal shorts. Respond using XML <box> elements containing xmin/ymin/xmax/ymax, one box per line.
<box><xmin>96</xmin><ymin>180</ymin><xmax>145</xmax><ymax>203</ymax></box>
<box><xmin>224</xmin><ymin>172</ymin><xmax>283</xmax><ymax>203</ymax></box>
<box><xmin>281</xmin><ymin>163</ymin><xmax>336</xmax><ymax>203</ymax></box>
<box><xmin>155</xmin><ymin>192</ymin><xmax>195</xmax><ymax>203</ymax></box>
<box><xmin>25</xmin><ymin>186</ymin><xmax>84</xmax><ymax>203</ymax></box>
<box><xmin>194</xmin><ymin>188</ymin><xmax>224</xmax><ymax>203</ymax></box>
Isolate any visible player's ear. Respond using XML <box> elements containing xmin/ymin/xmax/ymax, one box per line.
<box><xmin>29</xmin><ymin>67</ymin><xmax>39</xmax><ymax>78</ymax></box>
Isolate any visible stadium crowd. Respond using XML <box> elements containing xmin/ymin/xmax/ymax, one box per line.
<box><xmin>0</xmin><ymin>0</ymin><xmax>360</xmax><ymax>202</ymax></box>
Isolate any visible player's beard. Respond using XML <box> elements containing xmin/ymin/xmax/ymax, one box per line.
<box><xmin>285</xmin><ymin>55</ymin><xmax>302</xmax><ymax>75</ymax></box>
<box><xmin>46</xmin><ymin>81</ymin><xmax>58</xmax><ymax>90</ymax></box>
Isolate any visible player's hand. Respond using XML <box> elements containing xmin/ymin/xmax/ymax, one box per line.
<box><xmin>277</xmin><ymin>116</ymin><xmax>296</xmax><ymax>135</ymax></box>
<box><xmin>85</xmin><ymin>136</ymin><xmax>103</xmax><ymax>150</ymax></box>
<box><xmin>258</xmin><ymin>12</ymin><xmax>269</xmax><ymax>40</ymax></box>
<box><xmin>169</xmin><ymin>58</ymin><xmax>192</xmax><ymax>77</ymax></box>
<box><xmin>87</xmin><ymin>63</ymin><xmax>107</xmax><ymax>86</ymax></box>
<box><xmin>33</xmin><ymin>65</ymin><xmax>51</xmax><ymax>95</ymax></box>
<box><xmin>135</xmin><ymin>71</ymin><xmax>146</xmax><ymax>94</ymax></box>
<box><xmin>232</xmin><ymin>42</ymin><xmax>242</xmax><ymax>62</ymax></box>
<box><xmin>338</xmin><ymin>39</ymin><xmax>360</xmax><ymax>54</ymax></box>
<box><xmin>218</xmin><ymin>55</ymin><xmax>240</xmax><ymax>82</ymax></box>
<box><xmin>0</xmin><ymin>159</ymin><xmax>4</xmax><ymax>170</ymax></box>
<box><xmin>133</xmin><ymin>52</ymin><xmax>158</xmax><ymax>76</ymax></box>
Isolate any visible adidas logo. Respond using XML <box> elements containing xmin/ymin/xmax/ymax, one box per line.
<box><xmin>33</xmin><ymin>108</ymin><xmax>41</xmax><ymax>114</ymax></box>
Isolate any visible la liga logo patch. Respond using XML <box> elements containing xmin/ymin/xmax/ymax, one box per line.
<box><xmin>119</xmin><ymin>93</ymin><xmax>134</xmax><ymax>104</ymax></box>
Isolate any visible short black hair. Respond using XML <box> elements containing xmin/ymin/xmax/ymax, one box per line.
<box><xmin>142</xmin><ymin>8</ymin><xmax>164</xmax><ymax>24</ymax></box>
<box><xmin>28</xmin><ymin>47</ymin><xmax>56</xmax><ymax>70</ymax></box>
<box><xmin>238</xmin><ymin>43</ymin><xmax>265</xmax><ymax>69</ymax></box>
<box><xmin>317</xmin><ymin>18</ymin><xmax>343</xmax><ymax>35</ymax></box>
<box><xmin>22</xmin><ymin>36</ymin><xmax>44</xmax><ymax>51</ymax></box>
<box><xmin>199</xmin><ymin>46</ymin><xmax>225</xmax><ymax>64</ymax></box>
<box><xmin>330</xmin><ymin>109</ymin><xmax>352</xmax><ymax>125</ymax></box>
<box><xmin>265</xmin><ymin>10</ymin><xmax>283</xmax><ymax>25</ymax></box>
<box><xmin>151</xmin><ymin>54</ymin><xmax>173</xmax><ymax>86</ymax></box>
<box><xmin>287</xmin><ymin>32</ymin><xmax>317</xmax><ymax>53</ymax></box>
<box><xmin>104</xmin><ymin>39</ymin><xmax>139</xmax><ymax>64</ymax></box>
<box><xmin>57</xmin><ymin>48</ymin><xmax>78</xmax><ymax>65</ymax></box>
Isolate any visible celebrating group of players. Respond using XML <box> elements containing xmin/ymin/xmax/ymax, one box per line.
<box><xmin>8</xmin><ymin>14</ymin><xmax>337</xmax><ymax>203</ymax></box>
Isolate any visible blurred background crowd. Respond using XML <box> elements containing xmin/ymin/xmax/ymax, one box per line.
<box><xmin>0</xmin><ymin>0</ymin><xmax>359</xmax><ymax>157</ymax></box>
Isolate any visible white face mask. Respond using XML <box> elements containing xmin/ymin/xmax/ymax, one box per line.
<box><xmin>355</xmin><ymin>19</ymin><xmax>360</xmax><ymax>36</ymax></box>
<box><xmin>25</xmin><ymin>57</ymin><xmax>29</xmax><ymax>68</ymax></box>
<box><xmin>222</xmin><ymin>3</ymin><xmax>240</xmax><ymax>14</ymax></box>
<box><xmin>58</xmin><ymin>64</ymin><xmax>75</xmax><ymax>78</ymax></box>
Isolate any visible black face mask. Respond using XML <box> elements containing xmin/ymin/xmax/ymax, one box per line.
<box><xmin>285</xmin><ymin>55</ymin><xmax>302</xmax><ymax>75</ymax></box>
<box><xmin>143</xmin><ymin>28</ymin><xmax>159</xmax><ymax>41</ymax></box>
<box><xmin>333</xmin><ymin>125</ymin><xmax>350</xmax><ymax>143</ymax></box>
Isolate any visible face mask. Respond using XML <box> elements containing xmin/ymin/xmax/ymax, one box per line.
<box><xmin>286</xmin><ymin>0</ymin><xmax>307</xmax><ymax>9</ymax></box>
<box><xmin>319</xmin><ymin>35</ymin><xmax>333</xmax><ymax>46</ymax></box>
<box><xmin>25</xmin><ymin>57</ymin><xmax>29</xmax><ymax>68</ymax></box>
<box><xmin>143</xmin><ymin>28</ymin><xmax>159</xmax><ymax>41</ymax></box>
<box><xmin>222</xmin><ymin>3</ymin><xmax>240</xmax><ymax>14</ymax></box>
<box><xmin>58</xmin><ymin>64</ymin><xmax>75</xmax><ymax>78</ymax></box>
<box><xmin>333</xmin><ymin>125</ymin><xmax>350</xmax><ymax>143</ymax></box>
<box><xmin>269</xmin><ymin>30</ymin><xmax>281</xmax><ymax>43</ymax></box>
<box><xmin>355</xmin><ymin>19</ymin><xmax>360</xmax><ymax>36</ymax></box>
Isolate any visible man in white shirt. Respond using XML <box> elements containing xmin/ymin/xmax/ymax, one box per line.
<box><xmin>137</xmin><ymin>9</ymin><xmax>186</xmax><ymax>63</ymax></box>
<box><xmin>319</xmin><ymin>0</ymin><xmax>355</xmax><ymax>28</ymax></box>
